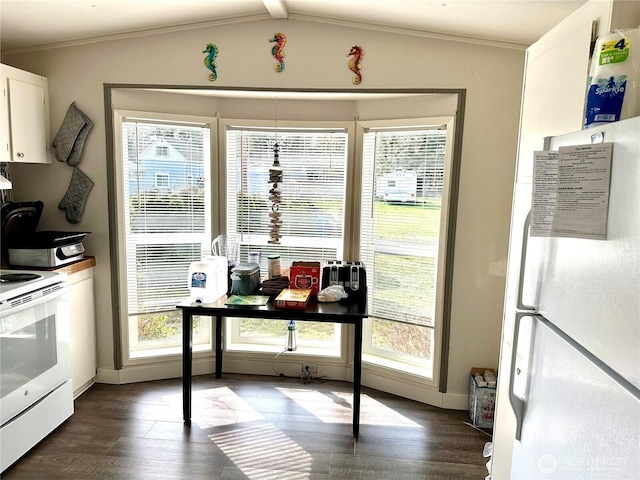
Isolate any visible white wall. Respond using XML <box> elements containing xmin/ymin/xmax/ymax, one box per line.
<box><xmin>2</xmin><ymin>17</ymin><xmax>523</xmax><ymax>402</ymax></box>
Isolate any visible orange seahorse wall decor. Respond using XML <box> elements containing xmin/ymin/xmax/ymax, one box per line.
<box><xmin>347</xmin><ymin>45</ymin><xmax>364</xmax><ymax>85</ymax></box>
<box><xmin>270</xmin><ymin>32</ymin><xmax>286</xmax><ymax>72</ymax></box>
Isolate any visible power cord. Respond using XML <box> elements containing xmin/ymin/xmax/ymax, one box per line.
<box><xmin>272</xmin><ymin>351</ymin><xmax>329</xmax><ymax>384</ymax></box>
<box><xmin>297</xmin><ymin>365</ymin><xmax>330</xmax><ymax>384</ymax></box>
<box><xmin>299</xmin><ymin>366</ymin><xmax>313</xmax><ymax>384</ymax></box>
<box><xmin>272</xmin><ymin>350</ymin><xmax>289</xmax><ymax>377</ymax></box>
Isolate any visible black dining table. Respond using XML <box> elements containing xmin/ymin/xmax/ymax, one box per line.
<box><xmin>177</xmin><ymin>294</ymin><xmax>368</xmax><ymax>437</ymax></box>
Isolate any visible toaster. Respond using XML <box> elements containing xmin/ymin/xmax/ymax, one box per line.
<box><xmin>321</xmin><ymin>260</ymin><xmax>367</xmax><ymax>301</ymax></box>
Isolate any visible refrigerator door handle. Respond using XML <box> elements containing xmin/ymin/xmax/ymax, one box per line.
<box><xmin>509</xmin><ymin>311</ymin><xmax>527</xmax><ymax>441</ymax></box>
<box><xmin>509</xmin><ymin>311</ymin><xmax>640</xmax><ymax>443</ymax></box>
<box><xmin>516</xmin><ymin>210</ymin><xmax>536</xmax><ymax>311</ymax></box>
<box><xmin>535</xmin><ymin>314</ymin><xmax>640</xmax><ymax>402</ymax></box>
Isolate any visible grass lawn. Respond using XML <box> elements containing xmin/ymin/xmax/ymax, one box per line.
<box><xmin>140</xmin><ymin>198</ymin><xmax>443</xmax><ymax>361</ymax></box>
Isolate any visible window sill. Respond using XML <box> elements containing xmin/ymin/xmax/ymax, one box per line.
<box><xmin>226</xmin><ymin>342</ymin><xmax>341</xmax><ymax>359</ymax></box>
<box><xmin>129</xmin><ymin>342</ymin><xmax>212</xmax><ymax>362</ymax></box>
<box><xmin>362</xmin><ymin>353</ymin><xmax>434</xmax><ymax>380</ymax></box>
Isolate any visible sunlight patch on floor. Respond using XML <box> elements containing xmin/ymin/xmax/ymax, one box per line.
<box><xmin>209</xmin><ymin>422</ymin><xmax>315</xmax><ymax>479</ymax></box>
<box><xmin>276</xmin><ymin>387</ymin><xmax>423</xmax><ymax>429</ymax></box>
<box><xmin>190</xmin><ymin>386</ymin><xmax>266</xmax><ymax>428</ymax></box>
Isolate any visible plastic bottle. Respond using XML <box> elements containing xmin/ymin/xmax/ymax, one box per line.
<box><xmin>267</xmin><ymin>254</ymin><xmax>281</xmax><ymax>278</ymax></box>
<box><xmin>188</xmin><ymin>256</ymin><xmax>228</xmax><ymax>303</ymax></box>
<box><xmin>285</xmin><ymin>320</ymin><xmax>297</xmax><ymax>351</ymax></box>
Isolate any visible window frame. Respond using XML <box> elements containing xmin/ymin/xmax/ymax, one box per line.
<box><xmin>154</xmin><ymin>172</ymin><xmax>170</xmax><ymax>189</ymax></box>
<box><xmin>355</xmin><ymin>117</ymin><xmax>456</xmax><ymax>388</ymax></box>
<box><xmin>112</xmin><ymin>109</ymin><xmax>219</xmax><ymax>366</ymax></box>
<box><xmin>156</xmin><ymin>145</ymin><xmax>169</xmax><ymax>156</ymax></box>
<box><xmin>219</xmin><ymin>118</ymin><xmax>355</xmax><ymax>355</ymax></box>
<box><xmin>104</xmin><ymin>86</ymin><xmax>466</xmax><ymax>399</ymax></box>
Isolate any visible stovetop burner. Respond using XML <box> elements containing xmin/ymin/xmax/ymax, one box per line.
<box><xmin>0</xmin><ymin>269</ymin><xmax>64</xmax><ymax>305</ymax></box>
<box><xmin>0</xmin><ymin>273</ymin><xmax>43</xmax><ymax>283</ymax></box>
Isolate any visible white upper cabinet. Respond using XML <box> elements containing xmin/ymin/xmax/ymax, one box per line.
<box><xmin>0</xmin><ymin>64</ymin><xmax>51</xmax><ymax>164</ymax></box>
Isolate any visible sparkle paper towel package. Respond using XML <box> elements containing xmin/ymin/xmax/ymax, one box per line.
<box><xmin>585</xmin><ymin>28</ymin><xmax>640</xmax><ymax>128</ymax></box>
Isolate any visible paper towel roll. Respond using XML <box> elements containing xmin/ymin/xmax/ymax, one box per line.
<box><xmin>585</xmin><ymin>28</ymin><xmax>640</xmax><ymax>128</ymax></box>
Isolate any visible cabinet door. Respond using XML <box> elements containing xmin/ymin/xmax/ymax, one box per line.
<box><xmin>0</xmin><ymin>70</ymin><xmax>10</xmax><ymax>162</ymax></box>
<box><xmin>7</xmin><ymin>77</ymin><xmax>50</xmax><ymax>164</ymax></box>
<box><xmin>68</xmin><ymin>271</ymin><xmax>97</xmax><ymax>397</ymax></box>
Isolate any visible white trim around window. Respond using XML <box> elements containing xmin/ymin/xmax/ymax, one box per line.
<box><xmin>355</xmin><ymin>116</ymin><xmax>456</xmax><ymax>391</ymax></box>
<box><xmin>112</xmin><ymin>109</ymin><xmax>218</xmax><ymax>367</ymax></box>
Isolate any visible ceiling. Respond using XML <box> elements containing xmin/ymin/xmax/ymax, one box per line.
<box><xmin>0</xmin><ymin>0</ymin><xmax>586</xmax><ymax>52</ymax></box>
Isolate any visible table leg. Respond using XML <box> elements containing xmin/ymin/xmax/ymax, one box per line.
<box><xmin>215</xmin><ymin>315</ymin><xmax>223</xmax><ymax>379</ymax></box>
<box><xmin>182</xmin><ymin>310</ymin><xmax>193</xmax><ymax>427</ymax></box>
<box><xmin>353</xmin><ymin>319</ymin><xmax>363</xmax><ymax>438</ymax></box>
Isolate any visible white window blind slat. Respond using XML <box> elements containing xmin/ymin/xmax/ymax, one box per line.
<box><xmin>226</xmin><ymin>127</ymin><xmax>347</xmax><ymax>268</ymax></box>
<box><xmin>361</xmin><ymin>128</ymin><xmax>447</xmax><ymax>327</ymax></box>
<box><xmin>122</xmin><ymin>121</ymin><xmax>211</xmax><ymax>315</ymax></box>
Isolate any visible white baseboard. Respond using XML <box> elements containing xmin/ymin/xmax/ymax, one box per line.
<box><xmin>95</xmin><ymin>367</ymin><xmax>119</xmax><ymax>384</ymax></box>
<box><xmin>361</xmin><ymin>367</ymin><xmax>445</xmax><ymax>407</ymax></box>
<box><xmin>442</xmin><ymin>392</ymin><xmax>469</xmax><ymax>410</ymax></box>
<box><xmin>223</xmin><ymin>355</ymin><xmax>347</xmax><ymax>381</ymax></box>
<box><xmin>96</xmin><ymin>356</ymin><xmax>215</xmax><ymax>385</ymax></box>
<box><xmin>94</xmin><ymin>357</ymin><xmax>469</xmax><ymax>412</ymax></box>
<box><xmin>73</xmin><ymin>379</ymin><xmax>95</xmax><ymax>399</ymax></box>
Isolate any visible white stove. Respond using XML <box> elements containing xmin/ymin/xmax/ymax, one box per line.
<box><xmin>0</xmin><ymin>267</ymin><xmax>73</xmax><ymax>473</ymax></box>
<box><xmin>0</xmin><ymin>269</ymin><xmax>66</xmax><ymax>306</ymax></box>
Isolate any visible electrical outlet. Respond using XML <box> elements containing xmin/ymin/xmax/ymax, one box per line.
<box><xmin>303</xmin><ymin>364</ymin><xmax>317</xmax><ymax>373</ymax></box>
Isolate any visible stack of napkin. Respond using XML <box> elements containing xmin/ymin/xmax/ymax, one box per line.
<box><xmin>260</xmin><ymin>276</ymin><xmax>290</xmax><ymax>296</ymax></box>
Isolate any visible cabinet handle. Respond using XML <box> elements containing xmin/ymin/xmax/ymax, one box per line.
<box><xmin>16</xmin><ymin>152</ymin><xmax>25</xmax><ymax>158</ymax></box>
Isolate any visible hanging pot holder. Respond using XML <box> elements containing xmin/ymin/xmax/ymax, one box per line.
<box><xmin>58</xmin><ymin>167</ymin><xmax>94</xmax><ymax>224</ymax></box>
<box><xmin>52</xmin><ymin>102</ymin><xmax>93</xmax><ymax>166</ymax></box>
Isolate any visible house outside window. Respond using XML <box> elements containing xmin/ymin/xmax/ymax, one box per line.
<box><xmin>114</xmin><ymin>110</ymin><xmax>215</xmax><ymax>362</ymax></box>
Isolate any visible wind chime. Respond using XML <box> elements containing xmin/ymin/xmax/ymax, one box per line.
<box><xmin>268</xmin><ymin>141</ymin><xmax>283</xmax><ymax>244</ymax></box>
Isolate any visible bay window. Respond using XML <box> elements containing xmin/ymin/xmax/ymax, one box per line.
<box><xmin>109</xmin><ymin>96</ymin><xmax>458</xmax><ymax>398</ymax></box>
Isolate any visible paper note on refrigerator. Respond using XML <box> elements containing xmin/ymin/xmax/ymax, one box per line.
<box><xmin>532</xmin><ymin>143</ymin><xmax>612</xmax><ymax>240</ymax></box>
<box><xmin>531</xmin><ymin>151</ymin><xmax>559</xmax><ymax>236</ymax></box>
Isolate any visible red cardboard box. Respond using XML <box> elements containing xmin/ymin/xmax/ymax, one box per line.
<box><xmin>289</xmin><ymin>261</ymin><xmax>320</xmax><ymax>295</ymax></box>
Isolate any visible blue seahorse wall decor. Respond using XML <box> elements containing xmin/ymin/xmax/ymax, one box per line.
<box><xmin>203</xmin><ymin>43</ymin><xmax>218</xmax><ymax>81</ymax></box>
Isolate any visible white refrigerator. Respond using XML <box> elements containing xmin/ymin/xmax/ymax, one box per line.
<box><xmin>491</xmin><ymin>116</ymin><xmax>640</xmax><ymax>479</ymax></box>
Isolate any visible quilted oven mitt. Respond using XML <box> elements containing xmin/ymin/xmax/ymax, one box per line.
<box><xmin>58</xmin><ymin>167</ymin><xmax>94</xmax><ymax>224</ymax></box>
<box><xmin>52</xmin><ymin>102</ymin><xmax>93</xmax><ymax>166</ymax></box>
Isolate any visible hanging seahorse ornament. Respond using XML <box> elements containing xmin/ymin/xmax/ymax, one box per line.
<box><xmin>202</xmin><ymin>43</ymin><xmax>218</xmax><ymax>81</ymax></box>
<box><xmin>347</xmin><ymin>45</ymin><xmax>364</xmax><ymax>85</ymax></box>
<box><xmin>270</xmin><ymin>33</ymin><xmax>286</xmax><ymax>72</ymax></box>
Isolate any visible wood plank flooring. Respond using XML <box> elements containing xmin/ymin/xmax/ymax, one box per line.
<box><xmin>2</xmin><ymin>374</ymin><xmax>491</xmax><ymax>479</ymax></box>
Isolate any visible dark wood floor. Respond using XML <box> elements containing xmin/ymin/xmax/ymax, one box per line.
<box><xmin>3</xmin><ymin>374</ymin><xmax>491</xmax><ymax>479</ymax></box>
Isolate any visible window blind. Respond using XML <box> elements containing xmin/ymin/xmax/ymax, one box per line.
<box><xmin>122</xmin><ymin>120</ymin><xmax>211</xmax><ymax>315</ymax></box>
<box><xmin>360</xmin><ymin>128</ymin><xmax>447</xmax><ymax>327</ymax></box>
<box><xmin>226</xmin><ymin>127</ymin><xmax>347</xmax><ymax>267</ymax></box>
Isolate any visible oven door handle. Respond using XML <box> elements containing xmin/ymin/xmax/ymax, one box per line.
<box><xmin>1</xmin><ymin>284</ymin><xmax>72</xmax><ymax>317</ymax></box>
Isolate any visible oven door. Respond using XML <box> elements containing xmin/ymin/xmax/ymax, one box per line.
<box><xmin>0</xmin><ymin>286</ymin><xmax>71</xmax><ymax>425</ymax></box>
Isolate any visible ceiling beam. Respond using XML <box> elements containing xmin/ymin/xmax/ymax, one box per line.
<box><xmin>262</xmin><ymin>0</ymin><xmax>288</xmax><ymax>19</ymax></box>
